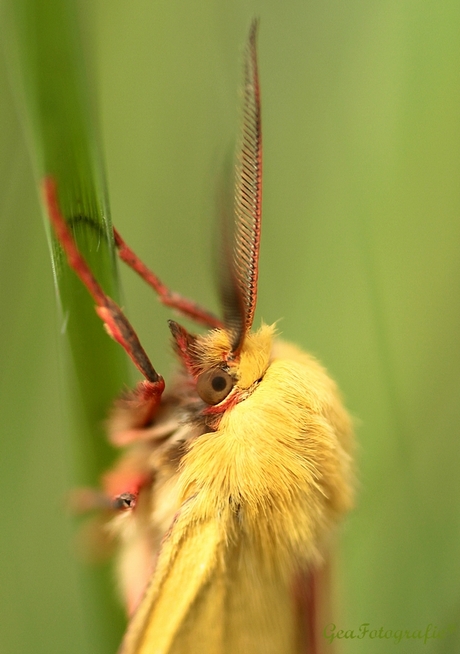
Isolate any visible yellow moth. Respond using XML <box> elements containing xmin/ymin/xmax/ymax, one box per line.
<box><xmin>44</xmin><ymin>20</ymin><xmax>354</xmax><ymax>654</ymax></box>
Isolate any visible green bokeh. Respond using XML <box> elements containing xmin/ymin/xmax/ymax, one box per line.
<box><xmin>1</xmin><ymin>1</ymin><xmax>459</xmax><ymax>653</ymax></box>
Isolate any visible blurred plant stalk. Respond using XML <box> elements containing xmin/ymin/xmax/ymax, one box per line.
<box><xmin>4</xmin><ymin>0</ymin><xmax>130</xmax><ymax>650</ymax></box>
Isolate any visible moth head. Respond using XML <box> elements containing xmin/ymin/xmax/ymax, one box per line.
<box><xmin>169</xmin><ymin>320</ymin><xmax>274</xmax><ymax>411</ymax></box>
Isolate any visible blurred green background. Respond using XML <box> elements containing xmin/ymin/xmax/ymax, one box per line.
<box><xmin>1</xmin><ymin>0</ymin><xmax>459</xmax><ymax>653</ymax></box>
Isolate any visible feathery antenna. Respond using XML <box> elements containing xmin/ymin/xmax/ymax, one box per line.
<box><xmin>222</xmin><ymin>19</ymin><xmax>262</xmax><ymax>355</ymax></box>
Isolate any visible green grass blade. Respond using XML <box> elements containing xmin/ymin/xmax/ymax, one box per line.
<box><xmin>9</xmin><ymin>0</ymin><xmax>129</xmax><ymax>479</ymax></box>
<box><xmin>4</xmin><ymin>0</ymin><xmax>130</xmax><ymax>651</ymax></box>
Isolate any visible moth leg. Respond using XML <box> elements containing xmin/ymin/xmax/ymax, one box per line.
<box><xmin>68</xmin><ymin>488</ymin><xmax>137</xmax><ymax>514</ymax></box>
<box><xmin>43</xmin><ymin>177</ymin><xmax>165</xmax><ymax>416</ymax></box>
<box><xmin>113</xmin><ymin>228</ymin><xmax>224</xmax><ymax>329</ymax></box>
<box><xmin>68</xmin><ymin>488</ymin><xmax>140</xmax><ymax>565</ymax></box>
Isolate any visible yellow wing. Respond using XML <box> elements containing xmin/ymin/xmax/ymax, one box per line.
<box><xmin>119</xmin><ymin>500</ymin><xmax>302</xmax><ymax>654</ymax></box>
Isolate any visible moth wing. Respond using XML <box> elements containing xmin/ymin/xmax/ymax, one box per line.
<box><xmin>294</xmin><ymin>556</ymin><xmax>337</xmax><ymax>654</ymax></box>
<box><xmin>119</xmin><ymin>508</ymin><xmax>226</xmax><ymax>654</ymax></box>
<box><xmin>119</xmin><ymin>505</ymin><xmax>302</xmax><ymax>654</ymax></box>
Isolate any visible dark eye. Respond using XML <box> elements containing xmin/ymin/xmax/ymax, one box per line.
<box><xmin>196</xmin><ymin>368</ymin><xmax>234</xmax><ymax>405</ymax></box>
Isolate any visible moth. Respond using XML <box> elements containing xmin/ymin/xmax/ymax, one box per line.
<box><xmin>43</xmin><ymin>22</ymin><xmax>354</xmax><ymax>654</ymax></box>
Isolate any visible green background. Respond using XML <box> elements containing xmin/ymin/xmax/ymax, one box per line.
<box><xmin>1</xmin><ymin>1</ymin><xmax>459</xmax><ymax>653</ymax></box>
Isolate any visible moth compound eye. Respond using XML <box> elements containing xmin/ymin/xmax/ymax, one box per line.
<box><xmin>196</xmin><ymin>368</ymin><xmax>234</xmax><ymax>405</ymax></box>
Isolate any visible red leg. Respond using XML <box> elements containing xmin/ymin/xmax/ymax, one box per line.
<box><xmin>113</xmin><ymin>228</ymin><xmax>224</xmax><ymax>329</ymax></box>
<box><xmin>68</xmin><ymin>488</ymin><xmax>137</xmax><ymax>513</ymax></box>
<box><xmin>43</xmin><ymin>177</ymin><xmax>165</xmax><ymax>409</ymax></box>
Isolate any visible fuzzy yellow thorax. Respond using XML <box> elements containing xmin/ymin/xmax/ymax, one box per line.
<box><xmin>179</xmin><ymin>328</ymin><xmax>354</xmax><ymax>574</ymax></box>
